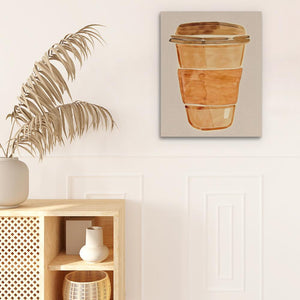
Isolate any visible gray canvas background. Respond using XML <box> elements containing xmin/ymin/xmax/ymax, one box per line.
<box><xmin>160</xmin><ymin>11</ymin><xmax>262</xmax><ymax>137</ymax></box>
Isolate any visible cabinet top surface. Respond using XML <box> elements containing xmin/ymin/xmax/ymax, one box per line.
<box><xmin>0</xmin><ymin>199</ymin><xmax>125</xmax><ymax>216</ymax></box>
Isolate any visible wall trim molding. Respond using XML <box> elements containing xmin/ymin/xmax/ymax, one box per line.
<box><xmin>185</xmin><ymin>174</ymin><xmax>263</xmax><ymax>300</ymax></box>
<box><xmin>66</xmin><ymin>172</ymin><xmax>144</xmax><ymax>199</ymax></box>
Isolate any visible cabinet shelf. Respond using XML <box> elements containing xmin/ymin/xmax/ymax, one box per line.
<box><xmin>48</xmin><ymin>249</ymin><xmax>114</xmax><ymax>271</ymax></box>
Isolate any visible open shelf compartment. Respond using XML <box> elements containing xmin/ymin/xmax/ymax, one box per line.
<box><xmin>43</xmin><ymin>215</ymin><xmax>115</xmax><ymax>299</ymax></box>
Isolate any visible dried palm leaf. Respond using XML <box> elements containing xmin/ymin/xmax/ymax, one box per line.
<box><xmin>10</xmin><ymin>101</ymin><xmax>114</xmax><ymax>159</ymax></box>
<box><xmin>4</xmin><ymin>24</ymin><xmax>114</xmax><ymax>159</ymax></box>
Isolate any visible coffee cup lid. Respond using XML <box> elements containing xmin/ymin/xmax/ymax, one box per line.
<box><xmin>169</xmin><ymin>22</ymin><xmax>250</xmax><ymax>45</ymax></box>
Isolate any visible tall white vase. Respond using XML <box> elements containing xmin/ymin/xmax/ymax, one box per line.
<box><xmin>79</xmin><ymin>226</ymin><xmax>109</xmax><ymax>263</ymax></box>
<box><xmin>0</xmin><ymin>157</ymin><xmax>29</xmax><ymax>209</ymax></box>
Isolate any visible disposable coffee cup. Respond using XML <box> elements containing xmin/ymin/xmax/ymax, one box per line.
<box><xmin>170</xmin><ymin>22</ymin><xmax>250</xmax><ymax>130</ymax></box>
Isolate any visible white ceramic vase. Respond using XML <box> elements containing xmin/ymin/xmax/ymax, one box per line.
<box><xmin>79</xmin><ymin>226</ymin><xmax>109</xmax><ymax>263</ymax></box>
<box><xmin>0</xmin><ymin>157</ymin><xmax>29</xmax><ymax>209</ymax></box>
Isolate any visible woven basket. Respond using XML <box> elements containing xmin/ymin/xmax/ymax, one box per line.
<box><xmin>63</xmin><ymin>271</ymin><xmax>111</xmax><ymax>300</ymax></box>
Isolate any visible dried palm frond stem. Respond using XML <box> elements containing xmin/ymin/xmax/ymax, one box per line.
<box><xmin>4</xmin><ymin>24</ymin><xmax>114</xmax><ymax>159</ymax></box>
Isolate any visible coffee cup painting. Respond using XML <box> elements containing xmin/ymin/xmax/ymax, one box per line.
<box><xmin>160</xmin><ymin>12</ymin><xmax>262</xmax><ymax>137</ymax></box>
<box><xmin>170</xmin><ymin>22</ymin><xmax>250</xmax><ymax>131</ymax></box>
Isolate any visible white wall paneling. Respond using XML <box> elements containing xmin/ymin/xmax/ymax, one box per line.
<box><xmin>67</xmin><ymin>173</ymin><xmax>143</xmax><ymax>300</ymax></box>
<box><xmin>188</xmin><ymin>175</ymin><xmax>262</xmax><ymax>300</ymax></box>
<box><xmin>23</xmin><ymin>156</ymin><xmax>300</xmax><ymax>300</ymax></box>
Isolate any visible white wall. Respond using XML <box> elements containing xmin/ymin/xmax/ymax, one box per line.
<box><xmin>0</xmin><ymin>1</ymin><xmax>299</xmax><ymax>299</ymax></box>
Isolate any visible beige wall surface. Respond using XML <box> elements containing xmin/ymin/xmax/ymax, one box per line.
<box><xmin>0</xmin><ymin>1</ymin><xmax>300</xmax><ymax>300</ymax></box>
<box><xmin>160</xmin><ymin>11</ymin><xmax>262</xmax><ymax>137</ymax></box>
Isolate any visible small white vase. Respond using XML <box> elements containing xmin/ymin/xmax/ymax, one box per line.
<box><xmin>0</xmin><ymin>157</ymin><xmax>29</xmax><ymax>209</ymax></box>
<box><xmin>79</xmin><ymin>226</ymin><xmax>109</xmax><ymax>263</ymax></box>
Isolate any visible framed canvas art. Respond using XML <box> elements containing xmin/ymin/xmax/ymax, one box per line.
<box><xmin>160</xmin><ymin>11</ymin><xmax>262</xmax><ymax>137</ymax></box>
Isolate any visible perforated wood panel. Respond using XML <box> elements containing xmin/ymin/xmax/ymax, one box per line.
<box><xmin>0</xmin><ymin>217</ymin><xmax>40</xmax><ymax>300</ymax></box>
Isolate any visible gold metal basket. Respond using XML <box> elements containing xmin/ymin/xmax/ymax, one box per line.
<box><xmin>63</xmin><ymin>271</ymin><xmax>111</xmax><ymax>300</ymax></box>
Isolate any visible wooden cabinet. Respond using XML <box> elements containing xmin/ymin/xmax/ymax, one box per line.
<box><xmin>0</xmin><ymin>199</ymin><xmax>125</xmax><ymax>300</ymax></box>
